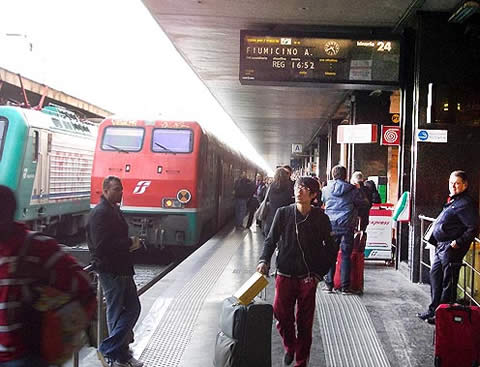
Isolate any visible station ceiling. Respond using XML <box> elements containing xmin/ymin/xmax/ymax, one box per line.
<box><xmin>142</xmin><ymin>0</ymin><xmax>461</xmax><ymax>169</ymax></box>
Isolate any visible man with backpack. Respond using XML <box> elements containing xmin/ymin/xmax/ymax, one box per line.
<box><xmin>256</xmin><ymin>177</ymin><xmax>337</xmax><ymax>367</ymax></box>
<box><xmin>0</xmin><ymin>185</ymin><xmax>96</xmax><ymax>367</ymax></box>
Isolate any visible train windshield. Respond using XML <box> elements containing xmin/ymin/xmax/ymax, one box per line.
<box><xmin>101</xmin><ymin>127</ymin><xmax>144</xmax><ymax>152</ymax></box>
<box><xmin>0</xmin><ymin>118</ymin><xmax>7</xmax><ymax>161</ymax></box>
<box><xmin>152</xmin><ymin>129</ymin><xmax>193</xmax><ymax>153</ymax></box>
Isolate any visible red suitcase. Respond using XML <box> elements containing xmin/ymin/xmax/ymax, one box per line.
<box><xmin>434</xmin><ymin>304</ymin><xmax>480</xmax><ymax>367</ymax></box>
<box><xmin>434</xmin><ymin>263</ymin><xmax>480</xmax><ymax>367</ymax></box>
<box><xmin>333</xmin><ymin>232</ymin><xmax>365</xmax><ymax>293</ymax></box>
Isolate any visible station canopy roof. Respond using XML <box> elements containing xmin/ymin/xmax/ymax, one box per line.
<box><xmin>142</xmin><ymin>0</ymin><xmax>461</xmax><ymax>168</ymax></box>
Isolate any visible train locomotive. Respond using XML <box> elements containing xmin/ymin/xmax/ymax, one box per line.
<box><xmin>0</xmin><ymin>105</ymin><xmax>97</xmax><ymax>237</ymax></box>
<box><xmin>90</xmin><ymin>117</ymin><xmax>262</xmax><ymax>253</ymax></box>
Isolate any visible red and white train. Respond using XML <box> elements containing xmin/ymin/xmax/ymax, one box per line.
<box><xmin>90</xmin><ymin>117</ymin><xmax>263</xmax><ymax>253</ymax></box>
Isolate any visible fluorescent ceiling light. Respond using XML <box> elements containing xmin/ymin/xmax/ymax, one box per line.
<box><xmin>449</xmin><ymin>1</ymin><xmax>480</xmax><ymax>23</ymax></box>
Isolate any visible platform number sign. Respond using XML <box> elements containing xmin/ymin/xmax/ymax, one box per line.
<box><xmin>292</xmin><ymin>143</ymin><xmax>303</xmax><ymax>154</ymax></box>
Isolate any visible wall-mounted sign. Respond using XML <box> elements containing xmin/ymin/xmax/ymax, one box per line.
<box><xmin>381</xmin><ymin>125</ymin><xmax>401</xmax><ymax>146</ymax></box>
<box><xmin>240</xmin><ymin>30</ymin><xmax>401</xmax><ymax>88</ymax></box>
<box><xmin>337</xmin><ymin>124</ymin><xmax>378</xmax><ymax>144</ymax></box>
<box><xmin>292</xmin><ymin>143</ymin><xmax>303</xmax><ymax>153</ymax></box>
<box><xmin>417</xmin><ymin>129</ymin><xmax>448</xmax><ymax>143</ymax></box>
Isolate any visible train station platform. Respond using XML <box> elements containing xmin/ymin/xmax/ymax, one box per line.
<box><xmin>80</xmin><ymin>224</ymin><xmax>437</xmax><ymax>367</ymax></box>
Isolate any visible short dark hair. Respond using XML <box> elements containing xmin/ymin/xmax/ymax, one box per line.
<box><xmin>332</xmin><ymin>165</ymin><xmax>347</xmax><ymax>180</ymax></box>
<box><xmin>0</xmin><ymin>185</ymin><xmax>17</xmax><ymax>223</ymax></box>
<box><xmin>451</xmin><ymin>170</ymin><xmax>468</xmax><ymax>182</ymax></box>
<box><xmin>283</xmin><ymin>165</ymin><xmax>292</xmax><ymax>174</ymax></box>
<box><xmin>103</xmin><ymin>176</ymin><xmax>121</xmax><ymax>191</ymax></box>
<box><xmin>295</xmin><ymin>176</ymin><xmax>320</xmax><ymax>194</ymax></box>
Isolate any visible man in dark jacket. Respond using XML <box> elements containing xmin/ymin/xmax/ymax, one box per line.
<box><xmin>233</xmin><ymin>171</ymin><xmax>254</xmax><ymax>229</ymax></box>
<box><xmin>321</xmin><ymin>165</ymin><xmax>369</xmax><ymax>294</ymax></box>
<box><xmin>417</xmin><ymin>170</ymin><xmax>479</xmax><ymax>324</ymax></box>
<box><xmin>87</xmin><ymin>176</ymin><xmax>143</xmax><ymax>367</ymax></box>
<box><xmin>257</xmin><ymin>177</ymin><xmax>337</xmax><ymax>367</ymax></box>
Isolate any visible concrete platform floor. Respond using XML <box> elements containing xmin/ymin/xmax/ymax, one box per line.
<box><xmin>78</xmin><ymin>224</ymin><xmax>435</xmax><ymax>367</ymax></box>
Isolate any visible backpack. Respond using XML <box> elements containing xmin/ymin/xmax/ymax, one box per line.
<box><xmin>16</xmin><ymin>232</ymin><xmax>97</xmax><ymax>365</ymax></box>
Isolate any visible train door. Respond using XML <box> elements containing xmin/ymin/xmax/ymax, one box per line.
<box><xmin>215</xmin><ymin>156</ymin><xmax>223</xmax><ymax>229</ymax></box>
<box><xmin>30</xmin><ymin>129</ymin><xmax>51</xmax><ymax>206</ymax></box>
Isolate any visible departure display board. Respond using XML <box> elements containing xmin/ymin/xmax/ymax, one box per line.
<box><xmin>239</xmin><ymin>30</ymin><xmax>401</xmax><ymax>88</ymax></box>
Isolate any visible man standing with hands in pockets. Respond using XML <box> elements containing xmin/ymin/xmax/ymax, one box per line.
<box><xmin>257</xmin><ymin>177</ymin><xmax>337</xmax><ymax>367</ymax></box>
<box><xmin>87</xmin><ymin>176</ymin><xmax>144</xmax><ymax>367</ymax></box>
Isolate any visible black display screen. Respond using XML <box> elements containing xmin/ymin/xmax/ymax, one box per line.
<box><xmin>239</xmin><ymin>31</ymin><xmax>401</xmax><ymax>88</ymax></box>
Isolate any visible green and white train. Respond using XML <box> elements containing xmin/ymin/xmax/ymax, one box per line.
<box><xmin>0</xmin><ymin>105</ymin><xmax>97</xmax><ymax>237</ymax></box>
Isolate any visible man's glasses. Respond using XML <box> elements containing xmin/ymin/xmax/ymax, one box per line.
<box><xmin>294</xmin><ymin>185</ymin><xmax>311</xmax><ymax>192</ymax></box>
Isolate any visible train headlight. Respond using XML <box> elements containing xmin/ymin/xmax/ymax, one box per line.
<box><xmin>162</xmin><ymin>198</ymin><xmax>183</xmax><ymax>208</ymax></box>
<box><xmin>176</xmin><ymin>189</ymin><xmax>192</xmax><ymax>204</ymax></box>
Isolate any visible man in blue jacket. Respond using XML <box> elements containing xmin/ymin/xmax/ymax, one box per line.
<box><xmin>417</xmin><ymin>170</ymin><xmax>479</xmax><ymax>324</ymax></box>
<box><xmin>321</xmin><ymin>165</ymin><xmax>369</xmax><ymax>294</ymax></box>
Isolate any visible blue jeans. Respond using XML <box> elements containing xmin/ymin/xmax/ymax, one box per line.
<box><xmin>99</xmin><ymin>273</ymin><xmax>141</xmax><ymax>363</ymax></box>
<box><xmin>0</xmin><ymin>356</ymin><xmax>47</xmax><ymax>367</ymax></box>
<box><xmin>325</xmin><ymin>232</ymin><xmax>354</xmax><ymax>288</ymax></box>
<box><xmin>234</xmin><ymin>198</ymin><xmax>247</xmax><ymax>227</ymax></box>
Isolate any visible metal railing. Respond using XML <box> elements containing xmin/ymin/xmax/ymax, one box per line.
<box><xmin>419</xmin><ymin>215</ymin><xmax>480</xmax><ymax>307</ymax></box>
<box><xmin>70</xmin><ymin>265</ymin><xmax>105</xmax><ymax>367</ymax></box>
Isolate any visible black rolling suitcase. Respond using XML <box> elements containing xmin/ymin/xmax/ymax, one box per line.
<box><xmin>214</xmin><ymin>295</ymin><xmax>273</xmax><ymax>367</ymax></box>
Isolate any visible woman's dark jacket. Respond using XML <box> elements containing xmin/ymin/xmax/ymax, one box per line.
<box><xmin>263</xmin><ymin>183</ymin><xmax>294</xmax><ymax>235</ymax></box>
<box><xmin>432</xmin><ymin>191</ymin><xmax>479</xmax><ymax>260</ymax></box>
<box><xmin>87</xmin><ymin>196</ymin><xmax>134</xmax><ymax>275</ymax></box>
<box><xmin>259</xmin><ymin>204</ymin><xmax>338</xmax><ymax>279</ymax></box>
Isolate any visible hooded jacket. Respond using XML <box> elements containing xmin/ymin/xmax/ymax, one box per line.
<box><xmin>259</xmin><ymin>204</ymin><xmax>338</xmax><ymax>279</ymax></box>
<box><xmin>322</xmin><ymin>179</ymin><xmax>368</xmax><ymax>234</ymax></box>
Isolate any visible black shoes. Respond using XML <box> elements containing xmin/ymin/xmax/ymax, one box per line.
<box><xmin>322</xmin><ymin>284</ymin><xmax>334</xmax><ymax>293</ymax></box>
<box><xmin>340</xmin><ymin>287</ymin><xmax>354</xmax><ymax>295</ymax></box>
<box><xmin>416</xmin><ymin>311</ymin><xmax>435</xmax><ymax>324</ymax></box>
<box><xmin>283</xmin><ymin>352</ymin><xmax>294</xmax><ymax>365</ymax></box>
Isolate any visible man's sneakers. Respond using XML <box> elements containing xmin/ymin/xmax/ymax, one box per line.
<box><xmin>340</xmin><ymin>287</ymin><xmax>355</xmax><ymax>295</ymax></box>
<box><xmin>97</xmin><ymin>351</ymin><xmax>144</xmax><ymax>367</ymax></box>
<box><xmin>322</xmin><ymin>284</ymin><xmax>357</xmax><ymax>295</ymax></box>
<box><xmin>128</xmin><ymin>356</ymin><xmax>144</xmax><ymax>367</ymax></box>
<box><xmin>416</xmin><ymin>310</ymin><xmax>435</xmax><ymax>325</ymax></box>
<box><xmin>321</xmin><ymin>284</ymin><xmax>334</xmax><ymax>293</ymax></box>
<box><xmin>283</xmin><ymin>352</ymin><xmax>294</xmax><ymax>365</ymax></box>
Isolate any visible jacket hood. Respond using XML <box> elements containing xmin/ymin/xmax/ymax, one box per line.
<box><xmin>328</xmin><ymin>179</ymin><xmax>355</xmax><ymax>197</ymax></box>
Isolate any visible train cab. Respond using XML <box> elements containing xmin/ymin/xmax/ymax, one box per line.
<box><xmin>90</xmin><ymin>117</ymin><xmax>253</xmax><ymax>253</ymax></box>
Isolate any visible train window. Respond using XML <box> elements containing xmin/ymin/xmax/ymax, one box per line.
<box><xmin>152</xmin><ymin>128</ymin><xmax>193</xmax><ymax>153</ymax></box>
<box><xmin>33</xmin><ymin>130</ymin><xmax>39</xmax><ymax>162</ymax></box>
<box><xmin>101</xmin><ymin>127</ymin><xmax>144</xmax><ymax>152</ymax></box>
<box><xmin>0</xmin><ymin>118</ymin><xmax>7</xmax><ymax>161</ymax></box>
<box><xmin>51</xmin><ymin>118</ymin><xmax>62</xmax><ymax>128</ymax></box>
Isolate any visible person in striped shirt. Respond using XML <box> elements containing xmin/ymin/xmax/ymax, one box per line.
<box><xmin>0</xmin><ymin>185</ymin><xmax>95</xmax><ymax>366</ymax></box>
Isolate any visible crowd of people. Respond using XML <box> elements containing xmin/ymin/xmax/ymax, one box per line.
<box><xmin>0</xmin><ymin>166</ymin><xmax>476</xmax><ymax>367</ymax></box>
